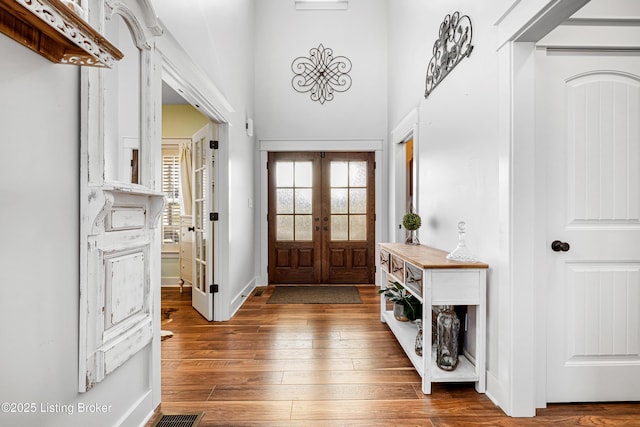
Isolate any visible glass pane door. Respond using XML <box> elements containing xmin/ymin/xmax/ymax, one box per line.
<box><xmin>191</xmin><ymin>124</ymin><xmax>214</xmax><ymax>321</ymax></box>
<box><xmin>268</xmin><ymin>152</ymin><xmax>375</xmax><ymax>284</ymax></box>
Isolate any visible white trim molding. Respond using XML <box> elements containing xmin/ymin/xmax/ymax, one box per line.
<box><xmin>295</xmin><ymin>1</ymin><xmax>348</xmax><ymax>11</ymax></box>
<box><xmin>259</xmin><ymin>138</ymin><xmax>383</xmax><ymax>152</ymax></box>
<box><xmin>389</xmin><ymin>107</ymin><xmax>420</xmax><ymax>243</ymax></box>
<box><xmin>494</xmin><ymin>0</ymin><xmax>589</xmax><ymax>418</ymax></box>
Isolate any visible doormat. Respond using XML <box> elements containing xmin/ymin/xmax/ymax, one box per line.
<box><xmin>149</xmin><ymin>412</ymin><xmax>204</xmax><ymax>427</ymax></box>
<box><xmin>267</xmin><ymin>286</ymin><xmax>362</xmax><ymax>304</ymax></box>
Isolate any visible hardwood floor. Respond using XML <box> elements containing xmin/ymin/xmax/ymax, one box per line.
<box><xmin>151</xmin><ymin>286</ymin><xmax>639</xmax><ymax>426</ymax></box>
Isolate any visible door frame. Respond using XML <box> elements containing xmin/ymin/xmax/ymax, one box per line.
<box><xmin>258</xmin><ymin>139</ymin><xmax>384</xmax><ymax>286</ymax></box>
<box><xmin>159</xmin><ymin>66</ymin><xmax>228</xmax><ymax>322</ymax></box>
<box><xmin>493</xmin><ymin>0</ymin><xmax>631</xmax><ymax>417</ymax></box>
<box><xmin>533</xmin><ymin>17</ymin><xmax>640</xmax><ymax>407</ymax></box>
<box><xmin>155</xmin><ymin>33</ymin><xmax>232</xmax><ymax>409</ymax></box>
<box><xmin>390</xmin><ymin>108</ymin><xmax>420</xmax><ymax>244</ymax></box>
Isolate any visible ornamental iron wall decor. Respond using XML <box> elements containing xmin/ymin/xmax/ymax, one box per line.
<box><xmin>424</xmin><ymin>11</ymin><xmax>473</xmax><ymax>98</ymax></box>
<box><xmin>292</xmin><ymin>44</ymin><xmax>352</xmax><ymax>104</ymax></box>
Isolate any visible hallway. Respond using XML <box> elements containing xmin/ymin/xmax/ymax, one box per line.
<box><xmin>151</xmin><ymin>287</ymin><xmax>638</xmax><ymax>426</ymax></box>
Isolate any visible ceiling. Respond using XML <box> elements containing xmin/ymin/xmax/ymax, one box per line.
<box><xmin>162</xmin><ymin>81</ymin><xmax>189</xmax><ymax>105</ymax></box>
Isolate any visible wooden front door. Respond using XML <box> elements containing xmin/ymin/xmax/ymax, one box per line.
<box><xmin>268</xmin><ymin>152</ymin><xmax>375</xmax><ymax>284</ymax></box>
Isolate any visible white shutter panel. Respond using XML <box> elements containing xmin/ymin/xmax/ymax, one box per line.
<box><xmin>162</xmin><ymin>149</ymin><xmax>181</xmax><ymax>251</ymax></box>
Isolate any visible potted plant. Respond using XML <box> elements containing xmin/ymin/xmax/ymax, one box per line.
<box><xmin>403</xmin><ymin>212</ymin><xmax>421</xmax><ymax>245</ymax></box>
<box><xmin>379</xmin><ymin>281</ymin><xmax>422</xmax><ymax>322</ymax></box>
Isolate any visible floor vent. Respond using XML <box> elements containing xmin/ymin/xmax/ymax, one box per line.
<box><xmin>150</xmin><ymin>412</ymin><xmax>204</xmax><ymax>427</ymax></box>
<box><xmin>254</xmin><ymin>289</ymin><xmax>264</xmax><ymax>297</ymax></box>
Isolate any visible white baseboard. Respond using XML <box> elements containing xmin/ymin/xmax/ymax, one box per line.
<box><xmin>115</xmin><ymin>389</ymin><xmax>153</xmax><ymax>427</ymax></box>
<box><xmin>486</xmin><ymin>370</ymin><xmax>508</xmax><ymax>416</ymax></box>
<box><xmin>161</xmin><ymin>283</ymin><xmax>192</xmax><ymax>288</ymax></box>
<box><xmin>229</xmin><ymin>277</ymin><xmax>257</xmax><ymax>318</ymax></box>
<box><xmin>161</xmin><ymin>276</ymin><xmax>182</xmax><ymax>287</ymax></box>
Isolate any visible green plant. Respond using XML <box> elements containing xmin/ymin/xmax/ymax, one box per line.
<box><xmin>378</xmin><ymin>281</ymin><xmax>422</xmax><ymax>321</ymax></box>
<box><xmin>402</xmin><ymin>212</ymin><xmax>422</xmax><ymax>231</ymax></box>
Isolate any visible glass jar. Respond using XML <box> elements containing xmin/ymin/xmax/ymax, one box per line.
<box><xmin>436</xmin><ymin>305</ymin><xmax>460</xmax><ymax>371</ymax></box>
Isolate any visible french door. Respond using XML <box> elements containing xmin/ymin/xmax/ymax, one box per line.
<box><xmin>191</xmin><ymin>124</ymin><xmax>215</xmax><ymax>321</ymax></box>
<box><xmin>268</xmin><ymin>152</ymin><xmax>375</xmax><ymax>284</ymax></box>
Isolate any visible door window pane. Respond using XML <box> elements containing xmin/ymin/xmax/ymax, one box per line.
<box><xmin>277</xmin><ymin>215</ymin><xmax>294</xmax><ymax>240</ymax></box>
<box><xmin>276</xmin><ymin>162</ymin><xmax>294</xmax><ymax>187</ymax></box>
<box><xmin>295</xmin><ymin>162</ymin><xmax>312</xmax><ymax>187</ymax></box>
<box><xmin>349</xmin><ymin>215</ymin><xmax>366</xmax><ymax>240</ymax></box>
<box><xmin>195</xmin><ymin>231</ymin><xmax>202</xmax><ymax>261</ymax></box>
<box><xmin>195</xmin><ymin>202</ymin><xmax>202</xmax><ymax>231</ymax></box>
<box><xmin>330</xmin><ymin>161</ymin><xmax>348</xmax><ymax>187</ymax></box>
<box><xmin>193</xmin><ymin>262</ymin><xmax>200</xmax><ymax>289</ymax></box>
<box><xmin>295</xmin><ymin>215</ymin><xmax>313</xmax><ymax>241</ymax></box>
<box><xmin>331</xmin><ymin>188</ymin><xmax>348</xmax><ymax>214</ymax></box>
<box><xmin>195</xmin><ymin>170</ymin><xmax>203</xmax><ymax>202</ymax></box>
<box><xmin>295</xmin><ymin>189</ymin><xmax>312</xmax><ymax>214</ymax></box>
<box><xmin>331</xmin><ymin>215</ymin><xmax>348</xmax><ymax>240</ymax></box>
<box><xmin>349</xmin><ymin>188</ymin><xmax>367</xmax><ymax>214</ymax></box>
<box><xmin>277</xmin><ymin>189</ymin><xmax>294</xmax><ymax>214</ymax></box>
<box><xmin>349</xmin><ymin>161</ymin><xmax>367</xmax><ymax>187</ymax></box>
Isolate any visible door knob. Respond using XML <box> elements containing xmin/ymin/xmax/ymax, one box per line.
<box><xmin>551</xmin><ymin>240</ymin><xmax>570</xmax><ymax>252</ymax></box>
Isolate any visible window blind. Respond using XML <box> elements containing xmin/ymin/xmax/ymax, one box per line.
<box><xmin>162</xmin><ymin>150</ymin><xmax>181</xmax><ymax>248</ymax></box>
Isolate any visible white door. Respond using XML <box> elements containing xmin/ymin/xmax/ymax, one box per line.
<box><xmin>538</xmin><ymin>49</ymin><xmax>640</xmax><ymax>402</ymax></box>
<box><xmin>191</xmin><ymin>123</ymin><xmax>216</xmax><ymax>321</ymax></box>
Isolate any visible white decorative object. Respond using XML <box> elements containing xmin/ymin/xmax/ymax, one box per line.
<box><xmin>447</xmin><ymin>221</ymin><xmax>478</xmax><ymax>262</ymax></box>
<box><xmin>79</xmin><ymin>0</ymin><xmax>163</xmax><ymax>392</ymax></box>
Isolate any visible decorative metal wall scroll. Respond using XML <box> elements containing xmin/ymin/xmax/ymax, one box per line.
<box><xmin>291</xmin><ymin>44</ymin><xmax>352</xmax><ymax>104</ymax></box>
<box><xmin>424</xmin><ymin>12</ymin><xmax>473</xmax><ymax>98</ymax></box>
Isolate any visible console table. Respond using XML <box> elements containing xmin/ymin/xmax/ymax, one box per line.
<box><xmin>379</xmin><ymin>243</ymin><xmax>488</xmax><ymax>394</ymax></box>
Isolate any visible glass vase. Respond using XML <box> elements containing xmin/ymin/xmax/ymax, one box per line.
<box><xmin>436</xmin><ymin>305</ymin><xmax>460</xmax><ymax>371</ymax></box>
<box><xmin>414</xmin><ymin>319</ymin><xmax>423</xmax><ymax>356</ymax></box>
<box><xmin>404</xmin><ymin>229</ymin><xmax>420</xmax><ymax>245</ymax></box>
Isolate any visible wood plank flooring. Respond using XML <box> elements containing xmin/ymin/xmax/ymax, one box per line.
<box><xmin>151</xmin><ymin>286</ymin><xmax>639</xmax><ymax>426</ymax></box>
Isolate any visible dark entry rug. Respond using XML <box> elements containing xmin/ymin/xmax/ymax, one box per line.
<box><xmin>267</xmin><ymin>286</ymin><xmax>362</xmax><ymax>304</ymax></box>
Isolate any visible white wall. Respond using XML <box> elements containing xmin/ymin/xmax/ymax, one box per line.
<box><xmin>388</xmin><ymin>0</ymin><xmax>504</xmax><ymax>411</ymax></box>
<box><xmin>388</xmin><ymin>0</ymin><xmax>639</xmax><ymax>416</ymax></box>
<box><xmin>0</xmin><ymin>36</ymin><xmax>151</xmax><ymax>427</ymax></box>
<box><xmin>253</xmin><ymin>0</ymin><xmax>388</xmax><ymax>284</ymax></box>
<box><xmin>254</xmin><ymin>0</ymin><xmax>388</xmax><ymax>141</ymax></box>
<box><xmin>153</xmin><ymin>0</ymin><xmax>257</xmax><ymax>318</ymax></box>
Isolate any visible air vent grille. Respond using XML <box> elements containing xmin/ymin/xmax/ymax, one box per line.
<box><xmin>150</xmin><ymin>412</ymin><xmax>204</xmax><ymax>427</ymax></box>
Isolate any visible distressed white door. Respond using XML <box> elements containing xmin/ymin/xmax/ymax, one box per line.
<box><xmin>538</xmin><ymin>49</ymin><xmax>640</xmax><ymax>402</ymax></box>
<box><xmin>191</xmin><ymin>124</ymin><xmax>215</xmax><ymax>320</ymax></box>
<box><xmin>79</xmin><ymin>3</ymin><xmax>164</xmax><ymax>391</ymax></box>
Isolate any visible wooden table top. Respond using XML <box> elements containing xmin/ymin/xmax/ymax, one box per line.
<box><xmin>380</xmin><ymin>243</ymin><xmax>489</xmax><ymax>269</ymax></box>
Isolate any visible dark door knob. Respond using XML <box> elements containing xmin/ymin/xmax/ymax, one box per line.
<box><xmin>551</xmin><ymin>240</ymin><xmax>570</xmax><ymax>252</ymax></box>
